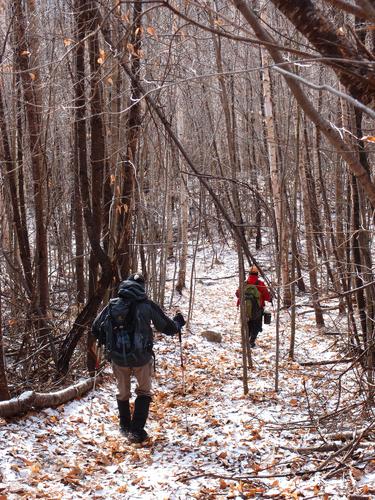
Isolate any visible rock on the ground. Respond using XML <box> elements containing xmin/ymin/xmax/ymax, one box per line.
<box><xmin>200</xmin><ymin>330</ymin><xmax>222</xmax><ymax>343</ymax></box>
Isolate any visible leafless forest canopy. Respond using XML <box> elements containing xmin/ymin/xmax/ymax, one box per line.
<box><xmin>0</xmin><ymin>0</ymin><xmax>374</xmax><ymax>412</ymax></box>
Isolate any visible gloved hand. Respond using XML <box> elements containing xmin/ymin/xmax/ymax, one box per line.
<box><xmin>173</xmin><ymin>312</ymin><xmax>186</xmax><ymax>331</ymax></box>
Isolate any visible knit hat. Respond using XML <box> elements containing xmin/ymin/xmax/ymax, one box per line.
<box><xmin>127</xmin><ymin>272</ymin><xmax>145</xmax><ymax>284</ymax></box>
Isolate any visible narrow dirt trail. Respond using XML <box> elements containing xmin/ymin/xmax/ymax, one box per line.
<box><xmin>1</xmin><ymin>249</ymin><xmax>371</xmax><ymax>498</ymax></box>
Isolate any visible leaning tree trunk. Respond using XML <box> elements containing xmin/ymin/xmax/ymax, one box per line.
<box><xmin>269</xmin><ymin>0</ymin><xmax>375</xmax><ymax>105</ymax></box>
<box><xmin>232</xmin><ymin>0</ymin><xmax>375</xmax><ymax>207</ymax></box>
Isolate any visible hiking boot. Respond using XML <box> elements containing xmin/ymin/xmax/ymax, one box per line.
<box><xmin>130</xmin><ymin>395</ymin><xmax>151</xmax><ymax>443</ymax></box>
<box><xmin>120</xmin><ymin>422</ymin><xmax>131</xmax><ymax>436</ymax></box>
<box><xmin>117</xmin><ymin>399</ymin><xmax>131</xmax><ymax>435</ymax></box>
<box><xmin>128</xmin><ymin>429</ymin><xmax>149</xmax><ymax>444</ymax></box>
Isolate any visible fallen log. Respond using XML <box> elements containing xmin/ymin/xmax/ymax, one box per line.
<box><xmin>299</xmin><ymin>358</ymin><xmax>354</xmax><ymax>366</ymax></box>
<box><xmin>280</xmin><ymin>444</ymin><xmax>342</xmax><ymax>453</ymax></box>
<box><xmin>280</xmin><ymin>441</ymin><xmax>373</xmax><ymax>454</ymax></box>
<box><xmin>0</xmin><ymin>377</ymin><xmax>97</xmax><ymax>418</ymax></box>
<box><xmin>0</xmin><ymin>391</ymin><xmax>35</xmax><ymax>418</ymax></box>
<box><xmin>325</xmin><ymin>429</ymin><xmax>374</xmax><ymax>441</ymax></box>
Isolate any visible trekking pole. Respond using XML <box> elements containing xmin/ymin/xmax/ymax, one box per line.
<box><xmin>88</xmin><ymin>342</ymin><xmax>102</xmax><ymax>426</ymax></box>
<box><xmin>178</xmin><ymin>328</ymin><xmax>189</xmax><ymax>432</ymax></box>
<box><xmin>234</xmin><ymin>306</ymin><xmax>239</xmax><ymax>324</ymax></box>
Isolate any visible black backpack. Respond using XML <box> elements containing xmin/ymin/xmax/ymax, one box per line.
<box><xmin>101</xmin><ymin>297</ymin><xmax>153</xmax><ymax>367</ymax></box>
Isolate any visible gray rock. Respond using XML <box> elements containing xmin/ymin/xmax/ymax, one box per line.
<box><xmin>201</xmin><ymin>330</ymin><xmax>222</xmax><ymax>343</ymax></box>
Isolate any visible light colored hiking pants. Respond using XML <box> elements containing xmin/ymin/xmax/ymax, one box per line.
<box><xmin>112</xmin><ymin>360</ymin><xmax>153</xmax><ymax>401</ymax></box>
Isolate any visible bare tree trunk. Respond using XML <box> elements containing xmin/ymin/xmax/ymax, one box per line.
<box><xmin>211</xmin><ymin>20</ymin><xmax>245</xmax><ymax>246</ymax></box>
<box><xmin>14</xmin><ymin>0</ymin><xmax>49</xmax><ymax>317</ymax></box>
<box><xmin>300</xmin><ymin>152</ymin><xmax>325</xmax><ymax>328</ymax></box>
<box><xmin>0</xmin><ymin>75</ymin><xmax>33</xmax><ymax>297</ymax></box>
<box><xmin>13</xmin><ymin>0</ymin><xmax>51</xmax><ymax>370</ymax></box>
<box><xmin>118</xmin><ymin>0</ymin><xmax>143</xmax><ymax>279</ymax></box>
<box><xmin>73</xmin><ymin>153</ymin><xmax>85</xmax><ymax>307</ymax></box>
<box><xmin>289</xmin><ymin>110</ymin><xmax>301</xmax><ymax>359</ymax></box>
<box><xmin>246</xmin><ymin>102</ymin><xmax>262</xmax><ymax>250</ymax></box>
<box><xmin>73</xmin><ymin>0</ymin><xmax>87</xmax><ymax>307</ymax></box>
<box><xmin>351</xmin><ymin>172</ymin><xmax>367</xmax><ymax>343</ymax></box>
<box><xmin>315</xmin><ymin>115</ymin><xmax>345</xmax><ymax>312</ymax></box>
<box><xmin>201</xmin><ymin>82</ymin><xmax>234</xmax><ymax>240</ymax></box>
<box><xmin>303</xmin><ymin>121</ymin><xmax>338</xmax><ymax>297</ymax></box>
<box><xmin>0</xmin><ymin>274</ymin><xmax>10</xmax><ymax>401</ymax></box>
<box><xmin>237</xmin><ymin>244</ymin><xmax>250</xmax><ymax>395</ymax></box>
<box><xmin>352</xmin><ymin>103</ymin><xmax>375</xmax><ymax>399</ymax></box>
<box><xmin>85</xmin><ymin>0</ymin><xmax>108</xmax><ymax>373</ymax></box>
<box><xmin>106</xmin><ymin>0</ymin><xmax>124</xmax><ymax>291</ymax></box>
<box><xmin>87</xmin><ymin>0</ymin><xmax>105</xmax><ymax>299</ymax></box>
<box><xmin>57</xmin><ymin>267</ymin><xmax>112</xmax><ymax>375</ymax></box>
<box><xmin>259</xmin><ymin>13</ymin><xmax>290</xmax><ymax>306</ymax></box>
<box><xmin>175</xmin><ymin>84</ymin><xmax>188</xmax><ymax>294</ymax></box>
<box><xmin>166</xmin><ymin>160</ymin><xmax>175</xmax><ymax>261</ymax></box>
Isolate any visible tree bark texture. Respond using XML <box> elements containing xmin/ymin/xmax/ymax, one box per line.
<box><xmin>270</xmin><ymin>0</ymin><xmax>375</xmax><ymax>104</ymax></box>
<box><xmin>73</xmin><ymin>0</ymin><xmax>87</xmax><ymax>307</ymax></box>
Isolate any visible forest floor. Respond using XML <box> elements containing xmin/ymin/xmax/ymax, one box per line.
<box><xmin>1</xmin><ymin>242</ymin><xmax>375</xmax><ymax>499</ymax></box>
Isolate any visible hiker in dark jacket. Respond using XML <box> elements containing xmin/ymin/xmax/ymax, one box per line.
<box><xmin>92</xmin><ymin>273</ymin><xmax>185</xmax><ymax>443</ymax></box>
<box><xmin>236</xmin><ymin>265</ymin><xmax>271</xmax><ymax>348</ymax></box>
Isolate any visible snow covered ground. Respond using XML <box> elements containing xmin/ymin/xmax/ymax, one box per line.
<box><xmin>1</xmin><ymin>242</ymin><xmax>374</xmax><ymax>499</ymax></box>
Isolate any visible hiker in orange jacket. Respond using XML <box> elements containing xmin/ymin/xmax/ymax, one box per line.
<box><xmin>236</xmin><ymin>265</ymin><xmax>271</xmax><ymax>348</ymax></box>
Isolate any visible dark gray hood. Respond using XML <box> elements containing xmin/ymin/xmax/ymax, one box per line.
<box><xmin>117</xmin><ymin>280</ymin><xmax>147</xmax><ymax>301</ymax></box>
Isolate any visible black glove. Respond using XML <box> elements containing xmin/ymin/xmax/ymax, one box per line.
<box><xmin>92</xmin><ymin>326</ymin><xmax>106</xmax><ymax>347</ymax></box>
<box><xmin>173</xmin><ymin>312</ymin><xmax>186</xmax><ymax>331</ymax></box>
